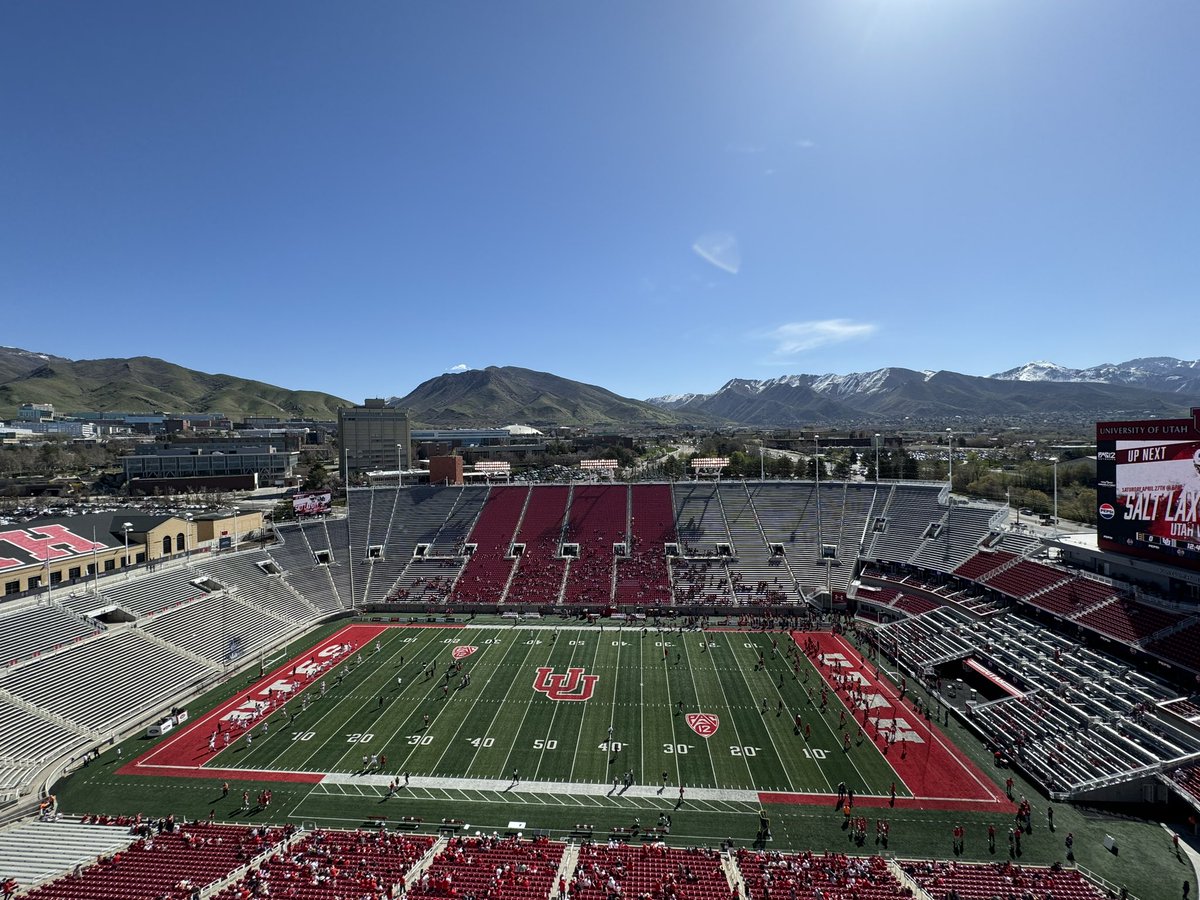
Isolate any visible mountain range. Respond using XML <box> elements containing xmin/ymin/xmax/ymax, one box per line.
<box><xmin>1</xmin><ymin>345</ymin><xmax>1194</xmax><ymax>428</ymax></box>
<box><xmin>0</xmin><ymin>347</ymin><xmax>350</xmax><ymax>422</ymax></box>
<box><xmin>644</xmin><ymin>362</ymin><xmax>1193</xmax><ymax>426</ymax></box>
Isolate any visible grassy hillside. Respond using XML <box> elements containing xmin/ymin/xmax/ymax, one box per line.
<box><xmin>0</xmin><ymin>355</ymin><xmax>350</xmax><ymax>420</ymax></box>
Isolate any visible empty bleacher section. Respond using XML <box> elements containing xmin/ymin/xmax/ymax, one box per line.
<box><xmin>1146</xmin><ymin>620</ymin><xmax>1200</xmax><ymax>674</ymax></box>
<box><xmin>720</xmin><ymin>483</ymin><xmax>799</xmax><ymax>603</ymax></box>
<box><xmin>673</xmin><ymin>482</ymin><xmax>732</xmax><ymax>555</ymax></box>
<box><xmin>875</xmin><ymin>609</ymin><xmax>1200</xmax><ymax>797</ymax></box>
<box><xmin>140</xmin><ymin>592</ymin><xmax>301</xmax><ymax>665</ymax></box>
<box><xmin>1076</xmin><ymin>597</ymin><xmax>1187</xmax><ymax>645</ymax></box>
<box><xmin>977</xmin><ymin>559</ymin><xmax>1070</xmax><ymax>600</ymax></box>
<box><xmin>903</xmin><ymin>859</ymin><xmax>1108</xmax><ymax>900</ymax></box>
<box><xmin>0</xmin><ymin>603</ymin><xmax>100</xmax><ymax>668</ymax></box>
<box><xmin>95</xmin><ymin>567</ymin><xmax>210</xmax><ymax>617</ymax></box>
<box><xmin>1</xmin><ymin>630</ymin><xmax>213</xmax><ymax>734</ymax></box>
<box><xmin>268</xmin><ymin>521</ymin><xmax>344</xmax><ymax>613</ymax></box>
<box><xmin>0</xmin><ymin>819</ymin><xmax>138</xmax><ymax>889</ymax></box>
<box><xmin>910</xmin><ymin>503</ymin><xmax>999</xmax><ymax>572</ymax></box>
<box><xmin>562</xmin><ymin>484</ymin><xmax>627</xmax><ymax>604</ymax></box>
<box><xmin>195</xmin><ymin>553</ymin><xmax>319</xmax><ymax>625</ymax></box>
<box><xmin>864</xmin><ymin>484</ymin><xmax>945</xmax><ymax>565</ymax></box>
<box><xmin>505</xmin><ymin>486</ymin><xmax>570</xmax><ymax>605</ymax></box>
<box><xmin>450</xmin><ymin>486</ymin><xmax>529</xmax><ymax>603</ymax></box>
<box><xmin>0</xmin><ymin>701</ymin><xmax>85</xmax><ymax>802</ymax></box>
<box><xmin>614</xmin><ymin>484</ymin><xmax>675</xmax><ymax>606</ymax></box>
<box><xmin>212</xmin><ymin>829</ymin><xmax>435</xmax><ymax>900</ymax></box>
<box><xmin>428</xmin><ymin>485</ymin><xmax>488</xmax><ymax>555</ymax></box>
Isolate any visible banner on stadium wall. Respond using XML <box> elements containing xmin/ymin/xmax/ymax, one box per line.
<box><xmin>293</xmin><ymin>491</ymin><xmax>333</xmax><ymax>517</ymax></box>
<box><xmin>1096</xmin><ymin>408</ymin><xmax>1200</xmax><ymax>572</ymax></box>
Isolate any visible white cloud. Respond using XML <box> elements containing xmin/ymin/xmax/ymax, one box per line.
<box><xmin>692</xmin><ymin>231</ymin><xmax>741</xmax><ymax>274</ymax></box>
<box><xmin>795</xmin><ymin>139</ymin><xmax>816</xmax><ymax>149</ymax></box>
<box><xmin>447</xmin><ymin>363</ymin><xmax>470</xmax><ymax>373</ymax></box>
<box><xmin>757</xmin><ymin>319</ymin><xmax>877</xmax><ymax>356</ymax></box>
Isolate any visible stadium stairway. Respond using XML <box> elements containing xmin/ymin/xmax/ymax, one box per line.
<box><xmin>403</xmin><ymin>835</ymin><xmax>450</xmax><ymax>892</ymax></box>
<box><xmin>885</xmin><ymin>859</ymin><xmax>935</xmax><ymax>900</ymax></box>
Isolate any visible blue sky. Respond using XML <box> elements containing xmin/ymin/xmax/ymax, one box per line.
<box><xmin>2</xmin><ymin>2</ymin><xmax>1197</xmax><ymax>403</ymax></box>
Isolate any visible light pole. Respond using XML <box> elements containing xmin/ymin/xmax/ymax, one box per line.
<box><xmin>946</xmin><ymin>427</ymin><xmax>954</xmax><ymax>489</ymax></box>
<box><xmin>874</xmin><ymin>434</ymin><xmax>881</xmax><ymax>483</ymax></box>
<box><xmin>1052</xmin><ymin>459</ymin><xmax>1059</xmax><ymax>539</ymax></box>
<box><xmin>184</xmin><ymin>513</ymin><xmax>193</xmax><ymax>561</ymax></box>
<box><xmin>232</xmin><ymin>506</ymin><xmax>240</xmax><ymax>551</ymax></box>
<box><xmin>396</xmin><ymin>443</ymin><xmax>404</xmax><ymax>488</ymax></box>
<box><xmin>122</xmin><ymin>522</ymin><xmax>133</xmax><ymax>576</ymax></box>
<box><xmin>759</xmin><ymin>440</ymin><xmax>765</xmax><ymax>481</ymax></box>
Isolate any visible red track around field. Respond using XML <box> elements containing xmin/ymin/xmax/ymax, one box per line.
<box><xmin>756</xmin><ymin>632</ymin><xmax>1009</xmax><ymax>813</ymax></box>
<box><xmin>120</xmin><ymin>622</ymin><xmax>400</xmax><ymax>783</ymax></box>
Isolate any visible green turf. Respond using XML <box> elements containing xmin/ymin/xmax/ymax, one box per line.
<box><xmin>209</xmin><ymin>626</ymin><xmax>900</xmax><ymax>795</ymax></box>
<box><xmin>51</xmin><ymin>621</ymin><xmax>1196</xmax><ymax>900</ymax></box>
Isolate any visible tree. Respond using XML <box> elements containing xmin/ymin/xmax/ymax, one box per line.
<box><xmin>303</xmin><ymin>460</ymin><xmax>330</xmax><ymax>490</ymax></box>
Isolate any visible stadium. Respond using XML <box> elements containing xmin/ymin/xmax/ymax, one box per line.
<box><xmin>1</xmin><ymin>417</ymin><xmax>1199</xmax><ymax>900</ymax></box>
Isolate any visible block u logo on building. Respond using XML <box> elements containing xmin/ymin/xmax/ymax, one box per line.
<box><xmin>532</xmin><ymin>666</ymin><xmax>598</xmax><ymax>701</ymax></box>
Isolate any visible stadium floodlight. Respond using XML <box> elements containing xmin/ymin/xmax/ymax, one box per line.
<box><xmin>184</xmin><ymin>513</ymin><xmax>193</xmax><ymax>560</ymax></box>
<box><xmin>233</xmin><ymin>506</ymin><xmax>240</xmax><ymax>551</ymax></box>
<box><xmin>396</xmin><ymin>444</ymin><xmax>405</xmax><ymax>488</ymax></box>
<box><xmin>580</xmin><ymin>459</ymin><xmax>619</xmax><ymax>480</ymax></box>
<box><xmin>690</xmin><ymin>457</ymin><xmax>730</xmax><ymax>480</ymax></box>
<box><xmin>874</xmin><ymin>434</ymin><xmax>880</xmax><ymax>483</ymax></box>
<box><xmin>946</xmin><ymin>427</ymin><xmax>954</xmax><ymax>488</ymax></box>
<box><xmin>122</xmin><ymin>522</ymin><xmax>133</xmax><ymax>576</ymax></box>
<box><xmin>474</xmin><ymin>460</ymin><xmax>512</xmax><ymax>482</ymax></box>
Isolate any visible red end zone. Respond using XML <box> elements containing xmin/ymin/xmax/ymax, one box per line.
<box><xmin>120</xmin><ymin>622</ymin><xmax>414</xmax><ymax>783</ymax></box>
<box><xmin>758</xmin><ymin>632</ymin><xmax>1009</xmax><ymax>813</ymax></box>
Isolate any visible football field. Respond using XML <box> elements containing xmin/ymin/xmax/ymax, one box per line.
<box><xmin>142</xmin><ymin>623</ymin><xmax>925</xmax><ymax>800</ymax></box>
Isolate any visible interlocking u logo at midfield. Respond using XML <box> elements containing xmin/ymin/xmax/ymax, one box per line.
<box><xmin>532</xmin><ymin>666</ymin><xmax>599</xmax><ymax>701</ymax></box>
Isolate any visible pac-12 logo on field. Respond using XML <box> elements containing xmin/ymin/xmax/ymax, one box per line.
<box><xmin>1098</xmin><ymin>503</ymin><xmax>1115</xmax><ymax>520</ymax></box>
<box><xmin>685</xmin><ymin>713</ymin><xmax>720</xmax><ymax>738</ymax></box>
<box><xmin>451</xmin><ymin>645</ymin><xmax>478</xmax><ymax>660</ymax></box>
<box><xmin>532</xmin><ymin>667</ymin><xmax>598</xmax><ymax>702</ymax></box>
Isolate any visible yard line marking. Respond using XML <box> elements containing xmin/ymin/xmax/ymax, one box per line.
<box><xmin>491</xmin><ymin>630</ymin><xmax>569</xmax><ymax>780</ymax></box>
<box><xmin>458</xmin><ymin>634</ymin><xmax>542</xmax><ymax>776</ymax></box>
<box><xmin>573</xmin><ymin>630</ymin><xmax>615</xmax><ymax>783</ymax></box>
<box><xmin>287</xmin><ymin>627</ymin><xmax>443</xmax><ymax>773</ymax></box>
<box><xmin>528</xmin><ymin>637</ymin><xmax>584</xmax><ymax>780</ymax></box>
<box><xmin>657</xmin><ymin>634</ymin><xmax>684</xmax><ymax>789</ymax></box>
<box><xmin>425</xmin><ymin>633</ymin><xmax>516</xmax><ymax>774</ymax></box>
<box><xmin>681</xmin><ymin>636</ymin><xmax>721</xmax><ymax>787</ymax></box>
<box><xmin>726</xmin><ymin>633</ymin><xmax>807</xmax><ymax>793</ymax></box>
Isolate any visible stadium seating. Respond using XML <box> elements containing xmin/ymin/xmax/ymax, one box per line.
<box><xmin>95</xmin><ymin>568</ymin><xmax>209</xmax><ymax>618</ymax></box>
<box><xmin>903</xmin><ymin>859</ymin><xmax>1108</xmax><ymax>900</ymax></box>
<box><xmin>0</xmin><ymin>602</ymin><xmax>101</xmax><ymax>668</ymax></box>
<box><xmin>1145</xmin><ymin>620</ymin><xmax>1200</xmax><ymax>672</ymax></box>
<box><xmin>450</xmin><ymin>486</ymin><xmax>529</xmax><ymax>604</ymax></box>
<box><xmin>953</xmin><ymin>550</ymin><xmax>1016</xmax><ymax>582</ymax></box>
<box><xmin>614</xmin><ymin>484</ymin><xmax>676</xmax><ymax>606</ymax></box>
<box><xmin>407</xmin><ymin>834</ymin><xmax>564</xmax><ymax>900</ymax></box>
<box><xmin>572</xmin><ymin>842</ymin><xmax>730</xmax><ymax>900</ymax></box>
<box><xmin>977</xmin><ymin>559</ymin><xmax>1069</xmax><ymax>600</ymax></box>
<box><xmin>562</xmin><ymin>484</ymin><xmax>628</xmax><ymax>604</ymax></box>
<box><xmin>2</xmin><ymin>630</ymin><xmax>213</xmax><ymax>733</ymax></box>
<box><xmin>24</xmin><ymin>821</ymin><xmax>284</xmax><ymax>900</ymax></box>
<box><xmin>211</xmin><ymin>828</ymin><xmax>435</xmax><ymax>900</ymax></box>
<box><xmin>1075</xmin><ymin>597</ymin><xmax>1187</xmax><ymax>644</ymax></box>
<box><xmin>910</xmin><ymin>503</ymin><xmax>998</xmax><ymax>573</ymax></box>
<box><xmin>506</xmin><ymin>486</ymin><xmax>570</xmax><ymax>605</ymax></box>
<box><xmin>140</xmin><ymin>593</ymin><xmax>299</xmax><ymax>665</ymax></box>
<box><xmin>736</xmin><ymin>849</ymin><xmax>905</xmax><ymax>900</ymax></box>
<box><xmin>195</xmin><ymin>554</ymin><xmax>319</xmax><ymax>624</ymax></box>
<box><xmin>673</xmin><ymin>483</ymin><xmax>733</xmax><ymax>555</ymax></box>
